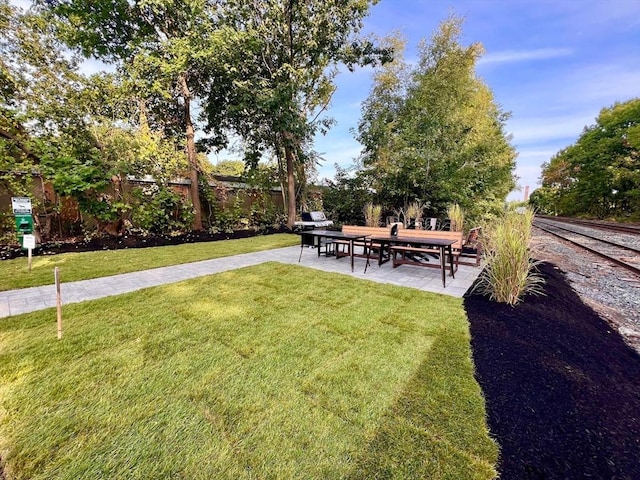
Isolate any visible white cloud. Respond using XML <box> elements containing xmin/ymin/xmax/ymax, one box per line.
<box><xmin>479</xmin><ymin>48</ymin><xmax>573</xmax><ymax>65</ymax></box>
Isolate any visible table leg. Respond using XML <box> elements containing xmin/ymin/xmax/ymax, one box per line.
<box><xmin>350</xmin><ymin>239</ymin><xmax>355</xmax><ymax>272</ymax></box>
<box><xmin>298</xmin><ymin>235</ymin><xmax>304</xmax><ymax>263</ymax></box>
<box><xmin>440</xmin><ymin>246</ymin><xmax>446</xmax><ymax>287</ymax></box>
<box><xmin>298</xmin><ymin>234</ymin><xmax>306</xmax><ymax>262</ymax></box>
<box><xmin>448</xmin><ymin>245</ymin><xmax>455</xmax><ymax>278</ymax></box>
<box><xmin>364</xmin><ymin>239</ymin><xmax>372</xmax><ymax>273</ymax></box>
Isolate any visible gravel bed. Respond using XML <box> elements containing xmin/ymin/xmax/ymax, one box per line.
<box><xmin>531</xmin><ymin>228</ymin><xmax>640</xmax><ymax>354</ymax></box>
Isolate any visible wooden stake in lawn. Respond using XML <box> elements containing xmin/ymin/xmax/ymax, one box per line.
<box><xmin>55</xmin><ymin>267</ymin><xmax>62</xmax><ymax>339</ymax></box>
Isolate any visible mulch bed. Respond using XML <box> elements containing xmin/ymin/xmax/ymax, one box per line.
<box><xmin>0</xmin><ymin>226</ymin><xmax>289</xmax><ymax>260</ymax></box>
<box><xmin>464</xmin><ymin>262</ymin><xmax>640</xmax><ymax>479</ymax></box>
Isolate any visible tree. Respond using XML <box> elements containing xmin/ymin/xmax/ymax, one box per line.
<box><xmin>1</xmin><ymin>1</ymin><xmax>64</xmax><ymax>189</ymax></box>
<box><xmin>211</xmin><ymin>159</ymin><xmax>245</xmax><ymax>177</ymax></box>
<box><xmin>357</xmin><ymin>32</ymin><xmax>410</xmax><ymax>174</ymax></box>
<box><xmin>201</xmin><ymin>0</ymin><xmax>390</xmax><ymax>227</ymax></box>
<box><xmin>357</xmin><ymin>15</ymin><xmax>517</xmax><ymax>224</ymax></box>
<box><xmin>2</xmin><ymin>2</ymin><xmax>194</xmax><ymax>238</ymax></box>
<box><xmin>38</xmin><ymin>0</ymin><xmax>245</xmax><ymax>230</ymax></box>
<box><xmin>322</xmin><ymin>164</ymin><xmax>373</xmax><ymax>225</ymax></box>
<box><xmin>1</xmin><ymin>0</ymin><xmax>94</xmax><ymax>236</ymax></box>
<box><xmin>539</xmin><ymin>98</ymin><xmax>640</xmax><ymax>218</ymax></box>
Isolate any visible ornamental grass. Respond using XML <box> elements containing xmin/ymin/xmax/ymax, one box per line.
<box><xmin>473</xmin><ymin>207</ymin><xmax>544</xmax><ymax>306</ymax></box>
<box><xmin>447</xmin><ymin>203</ymin><xmax>465</xmax><ymax>232</ymax></box>
<box><xmin>363</xmin><ymin>202</ymin><xmax>382</xmax><ymax>227</ymax></box>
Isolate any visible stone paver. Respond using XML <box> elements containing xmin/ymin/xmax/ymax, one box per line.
<box><xmin>0</xmin><ymin>245</ymin><xmax>483</xmax><ymax>318</ymax></box>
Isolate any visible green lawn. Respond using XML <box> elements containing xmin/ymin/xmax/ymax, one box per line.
<box><xmin>0</xmin><ymin>233</ymin><xmax>299</xmax><ymax>291</ymax></box>
<box><xmin>0</xmin><ymin>263</ymin><xmax>498</xmax><ymax>479</ymax></box>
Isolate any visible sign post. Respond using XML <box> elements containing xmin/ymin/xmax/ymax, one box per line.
<box><xmin>22</xmin><ymin>234</ymin><xmax>36</xmax><ymax>272</ymax></box>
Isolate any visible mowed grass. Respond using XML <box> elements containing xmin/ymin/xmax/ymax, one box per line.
<box><xmin>0</xmin><ymin>233</ymin><xmax>299</xmax><ymax>291</ymax></box>
<box><xmin>0</xmin><ymin>263</ymin><xmax>497</xmax><ymax>479</ymax></box>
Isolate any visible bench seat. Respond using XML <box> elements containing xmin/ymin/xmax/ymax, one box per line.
<box><xmin>334</xmin><ymin>225</ymin><xmax>394</xmax><ymax>260</ymax></box>
<box><xmin>388</xmin><ymin>230</ymin><xmax>464</xmax><ymax>272</ymax></box>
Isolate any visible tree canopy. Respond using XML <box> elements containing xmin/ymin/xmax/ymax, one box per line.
<box><xmin>201</xmin><ymin>0</ymin><xmax>390</xmax><ymax>226</ymax></box>
<box><xmin>37</xmin><ymin>0</ymin><xmax>251</xmax><ymax>230</ymax></box>
<box><xmin>356</xmin><ymin>16</ymin><xmax>517</xmax><ymax>224</ymax></box>
<box><xmin>34</xmin><ymin>0</ymin><xmax>388</xmax><ymax>228</ymax></box>
<box><xmin>1</xmin><ymin>2</ymin><xmax>192</xmax><ymax>236</ymax></box>
<box><xmin>533</xmin><ymin>98</ymin><xmax>640</xmax><ymax>219</ymax></box>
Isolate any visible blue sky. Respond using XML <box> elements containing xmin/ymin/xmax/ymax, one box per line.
<box><xmin>12</xmin><ymin>0</ymin><xmax>640</xmax><ymax>201</ymax></box>
<box><xmin>311</xmin><ymin>0</ymin><xmax>640</xmax><ymax>200</ymax></box>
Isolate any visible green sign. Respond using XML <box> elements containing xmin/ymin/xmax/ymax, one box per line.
<box><xmin>15</xmin><ymin>214</ymin><xmax>33</xmax><ymax>243</ymax></box>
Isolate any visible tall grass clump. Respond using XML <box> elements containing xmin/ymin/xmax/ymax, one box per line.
<box><xmin>448</xmin><ymin>203</ymin><xmax>464</xmax><ymax>232</ymax></box>
<box><xmin>363</xmin><ymin>202</ymin><xmax>382</xmax><ymax>227</ymax></box>
<box><xmin>473</xmin><ymin>207</ymin><xmax>545</xmax><ymax>306</ymax></box>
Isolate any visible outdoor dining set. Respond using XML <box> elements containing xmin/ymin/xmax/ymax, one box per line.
<box><xmin>295</xmin><ymin>216</ymin><xmax>481</xmax><ymax>288</ymax></box>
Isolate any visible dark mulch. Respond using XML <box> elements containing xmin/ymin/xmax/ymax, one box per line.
<box><xmin>464</xmin><ymin>262</ymin><xmax>640</xmax><ymax>479</ymax></box>
<box><xmin>0</xmin><ymin>226</ymin><xmax>289</xmax><ymax>260</ymax></box>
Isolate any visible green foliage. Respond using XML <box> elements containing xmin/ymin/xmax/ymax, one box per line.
<box><xmin>405</xmin><ymin>201</ymin><xmax>424</xmax><ymax>223</ymax></box>
<box><xmin>1</xmin><ymin>4</ymin><xmax>191</xmax><ymax>236</ymax></box>
<box><xmin>131</xmin><ymin>185</ymin><xmax>194</xmax><ymax>234</ymax></box>
<box><xmin>322</xmin><ymin>165</ymin><xmax>373</xmax><ymax>225</ymax></box>
<box><xmin>37</xmin><ymin>0</ymin><xmax>257</xmax><ymax>230</ymax></box>
<box><xmin>211</xmin><ymin>159</ymin><xmax>246</xmax><ymax>177</ymax></box>
<box><xmin>200</xmin><ymin>0</ymin><xmax>390</xmax><ymax>226</ymax></box>
<box><xmin>211</xmin><ymin>194</ymin><xmax>245</xmax><ymax>234</ymax></box>
<box><xmin>1</xmin><ymin>1</ymin><xmax>73</xmax><ymax>203</ymax></box>
<box><xmin>473</xmin><ymin>207</ymin><xmax>545</xmax><ymax>306</ymax></box>
<box><xmin>538</xmin><ymin>98</ymin><xmax>640</xmax><ymax>219</ymax></box>
<box><xmin>357</xmin><ymin>16</ymin><xmax>517</xmax><ymax>221</ymax></box>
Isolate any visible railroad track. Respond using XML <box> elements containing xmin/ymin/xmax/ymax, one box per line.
<box><xmin>533</xmin><ymin>217</ymin><xmax>640</xmax><ymax>277</ymax></box>
<box><xmin>536</xmin><ymin>215</ymin><xmax>640</xmax><ymax>235</ymax></box>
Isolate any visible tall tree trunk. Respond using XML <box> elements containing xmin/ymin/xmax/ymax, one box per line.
<box><xmin>285</xmin><ymin>142</ymin><xmax>296</xmax><ymax>228</ymax></box>
<box><xmin>283</xmin><ymin>1</ymin><xmax>297</xmax><ymax>228</ymax></box>
<box><xmin>179</xmin><ymin>74</ymin><xmax>203</xmax><ymax>231</ymax></box>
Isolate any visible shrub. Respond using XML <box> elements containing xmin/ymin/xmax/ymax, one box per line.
<box><xmin>131</xmin><ymin>185</ymin><xmax>194</xmax><ymax>234</ymax></box>
<box><xmin>473</xmin><ymin>207</ymin><xmax>544</xmax><ymax>306</ymax></box>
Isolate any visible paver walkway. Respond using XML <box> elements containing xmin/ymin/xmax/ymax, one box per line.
<box><xmin>0</xmin><ymin>245</ymin><xmax>483</xmax><ymax>318</ymax></box>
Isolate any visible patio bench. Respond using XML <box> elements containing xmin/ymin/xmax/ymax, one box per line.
<box><xmin>389</xmin><ymin>230</ymin><xmax>464</xmax><ymax>272</ymax></box>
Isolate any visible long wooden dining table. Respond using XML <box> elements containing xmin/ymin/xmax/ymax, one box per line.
<box><xmin>364</xmin><ymin>234</ymin><xmax>457</xmax><ymax>287</ymax></box>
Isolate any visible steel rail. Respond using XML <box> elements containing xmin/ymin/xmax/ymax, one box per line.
<box><xmin>533</xmin><ymin>220</ymin><xmax>640</xmax><ymax>255</ymax></box>
<box><xmin>533</xmin><ymin>223</ymin><xmax>640</xmax><ymax>277</ymax></box>
<box><xmin>536</xmin><ymin>215</ymin><xmax>640</xmax><ymax>236</ymax></box>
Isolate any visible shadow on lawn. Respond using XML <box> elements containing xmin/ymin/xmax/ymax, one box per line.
<box><xmin>464</xmin><ymin>262</ymin><xmax>640</xmax><ymax>479</ymax></box>
<box><xmin>346</xmin><ymin>330</ymin><xmax>498</xmax><ymax>479</ymax></box>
